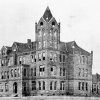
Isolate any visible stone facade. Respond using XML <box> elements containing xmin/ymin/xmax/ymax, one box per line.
<box><xmin>0</xmin><ymin>7</ymin><xmax>93</xmax><ymax>97</ymax></box>
<box><xmin>92</xmin><ymin>73</ymin><xmax>100</xmax><ymax>96</ymax></box>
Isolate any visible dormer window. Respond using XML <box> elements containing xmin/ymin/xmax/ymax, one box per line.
<box><xmin>40</xmin><ymin>22</ymin><xmax>43</xmax><ymax>26</ymax></box>
<box><xmin>52</xmin><ymin>21</ymin><xmax>55</xmax><ymax>27</ymax></box>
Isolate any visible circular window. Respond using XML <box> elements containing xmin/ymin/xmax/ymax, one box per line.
<box><xmin>40</xmin><ymin>22</ymin><xmax>43</xmax><ymax>26</ymax></box>
<box><xmin>52</xmin><ymin>21</ymin><xmax>55</xmax><ymax>26</ymax></box>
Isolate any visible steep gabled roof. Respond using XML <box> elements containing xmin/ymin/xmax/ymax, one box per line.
<box><xmin>43</xmin><ymin>6</ymin><xmax>53</xmax><ymax>22</ymax></box>
<box><xmin>12</xmin><ymin>41</ymin><xmax>36</xmax><ymax>52</ymax></box>
<box><xmin>66</xmin><ymin>41</ymin><xmax>91</xmax><ymax>55</ymax></box>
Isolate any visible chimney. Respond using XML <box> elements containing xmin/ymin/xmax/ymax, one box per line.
<box><xmin>27</xmin><ymin>39</ymin><xmax>31</xmax><ymax>44</ymax></box>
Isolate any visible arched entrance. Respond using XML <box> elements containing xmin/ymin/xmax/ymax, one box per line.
<box><xmin>13</xmin><ymin>82</ymin><xmax>17</xmax><ymax>94</ymax></box>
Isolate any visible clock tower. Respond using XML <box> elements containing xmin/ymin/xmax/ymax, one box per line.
<box><xmin>35</xmin><ymin>7</ymin><xmax>60</xmax><ymax>50</ymax></box>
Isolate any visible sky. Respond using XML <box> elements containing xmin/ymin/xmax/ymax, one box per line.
<box><xmin>0</xmin><ymin>0</ymin><xmax>99</xmax><ymax>74</ymax></box>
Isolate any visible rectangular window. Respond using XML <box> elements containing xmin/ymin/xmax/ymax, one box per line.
<box><xmin>50</xmin><ymin>81</ymin><xmax>52</xmax><ymax>90</ymax></box>
<box><xmin>19</xmin><ymin>57</ymin><xmax>22</xmax><ymax>64</ymax></box>
<box><xmin>11</xmin><ymin>69</ymin><xmax>13</xmax><ymax>77</ymax></box>
<box><xmin>86</xmin><ymin>69</ymin><xmax>88</xmax><ymax>77</ymax></box>
<box><xmin>60</xmin><ymin>81</ymin><xmax>65</xmax><ymax>90</ymax></box>
<box><xmin>23</xmin><ymin>82</ymin><xmax>27</xmax><ymax>92</ymax></box>
<box><xmin>43</xmin><ymin>52</ymin><xmax>46</xmax><ymax>60</ymax></box>
<box><xmin>34</xmin><ymin>68</ymin><xmax>36</xmax><ymax>76</ymax></box>
<box><xmin>38</xmin><ymin>53</ymin><xmax>41</xmax><ymax>61</ymax></box>
<box><xmin>31</xmin><ymin>68</ymin><xmax>33</xmax><ymax>76</ymax></box>
<box><xmin>5</xmin><ymin>83</ymin><xmax>9</xmax><ymax>92</ymax></box>
<box><xmin>54</xmin><ymin>81</ymin><xmax>57</xmax><ymax>90</ymax></box>
<box><xmin>31</xmin><ymin>55</ymin><xmax>34</xmax><ymax>62</ymax></box>
<box><xmin>23</xmin><ymin>68</ymin><xmax>27</xmax><ymax>77</ymax></box>
<box><xmin>32</xmin><ymin>81</ymin><xmax>36</xmax><ymax>90</ymax></box>
<box><xmin>63</xmin><ymin>68</ymin><xmax>66</xmax><ymax>76</ymax></box>
<box><xmin>38</xmin><ymin>81</ymin><xmax>41</xmax><ymax>90</ymax></box>
<box><xmin>79</xmin><ymin>68</ymin><xmax>81</xmax><ymax>76</ymax></box>
<box><xmin>86</xmin><ymin>82</ymin><xmax>88</xmax><ymax>91</ymax></box>
<box><xmin>63</xmin><ymin>55</ymin><xmax>65</xmax><ymax>62</ymax></box>
<box><xmin>43</xmin><ymin>41</ymin><xmax>46</xmax><ymax>48</ymax></box>
<box><xmin>60</xmin><ymin>68</ymin><xmax>62</xmax><ymax>76</ymax></box>
<box><xmin>82</xmin><ymin>82</ymin><xmax>84</xmax><ymax>90</ymax></box>
<box><xmin>39</xmin><ymin>65</ymin><xmax>45</xmax><ymax>76</ymax></box>
<box><xmin>51</xmin><ymin>66</ymin><xmax>56</xmax><ymax>76</ymax></box>
<box><xmin>34</xmin><ymin>55</ymin><xmax>36</xmax><ymax>62</ymax></box>
<box><xmin>54</xmin><ymin>53</ymin><xmax>57</xmax><ymax>62</ymax></box>
<box><xmin>50</xmin><ymin>52</ymin><xmax>53</xmax><ymax>61</ymax></box>
<box><xmin>14</xmin><ymin>69</ymin><xmax>17</xmax><ymax>77</ymax></box>
<box><xmin>59</xmin><ymin>55</ymin><xmax>62</xmax><ymax>62</ymax></box>
<box><xmin>78</xmin><ymin>82</ymin><xmax>81</xmax><ymax>90</ymax></box>
<box><xmin>7</xmin><ymin>71</ymin><xmax>9</xmax><ymax>79</ymax></box>
<box><xmin>43</xmin><ymin>81</ymin><xmax>45</xmax><ymax>90</ymax></box>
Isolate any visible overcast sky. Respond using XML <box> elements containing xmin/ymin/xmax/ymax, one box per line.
<box><xmin>0</xmin><ymin>0</ymin><xmax>100</xmax><ymax>74</ymax></box>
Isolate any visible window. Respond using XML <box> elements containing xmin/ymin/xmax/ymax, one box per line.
<box><xmin>4</xmin><ymin>71</ymin><xmax>6</xmax><ymax>79</ymax></box>
<box><xmin>54</xmin><ymin>53</ymin><xmax>57</xmax><ymax>62</ymax></box>
<box><xmin>43</xmin><ymin>52</ymin><xmax>46</xmax><ymax>60</ymax></box>
<box><xmin>43</xmin><ymin>32</ymin><xmax>46</xmax><ymax>37</ymax></box>
<box><xmin>43</xmin><ymin>81</ymin><xmax>45</xmax><ymax>90</ymax></box>
<box><xmin>43</xmin><ymin>41</ymin><xmax>46</xmax><ymax>48</ymax></box>
<box><xmin>50</xmin><ymin>81</ymin><xmax>53</xmax><ymax>90</ymax></box>
<box><xmin>59</xmin><ymin>55</ymin><xmax>62</xmax><ymax>62</ymax></box>
<box><xmin>38</xmin><ymin>81</ymin><xmax>41</xmax><ymax>90</ymax></box>
<box><xmin>40</xmin><ymin>22</ymin><xmax>43</xmax><ymax>26</ymax></box>
<box><xmin>50</xmin><ymin>52</ymin><xmax>53</xmax><ymax>61</ymax></box>
<box><xmin>17</xmin><ymin>68</ymin><xmax>20</xmax><ymax>77</ymax></box>
<box><xmin>34</xmin><ymin>55</ymin><xmax>36</xmax><ymax>62</ymax></box>
<box><xmin>1</xmin><ymin>71</ymin><xmax>3</xmax><ymax>79</ymax></box>
<box><xmin>49</xmin><ymin>41</ymin><xmax>52</xmax><ymax>47</ymax></box>
<box><xmin>19</xmin><ymin>57</ymin><xmax>22</xmax><ymax>64</ymax></box>
<box><xmin>82</xmin><ymin>56</ymin><xmax>85</xmax><ymax>64</ymax></box>
<box><xmin>39</xmin><ymin>65</ymin><xmax>45</xmax><ymax>76</ymax></box>
<box><xmin>31</xmin><ymin>55</ymin><xmax>34</xmax><ymax>62</ymax></box>
<box><xmin>86</xmin><ymin>83</ymin><xmax>88</xmax><ymax>91</ymax></box>
<box><xmin>63</xmin><ymin>55</ymin><xmax>65</xmax><ymax>62</ymax></box>
<box><xmin>38</xmin><ymin>53</ymin><xmax>42</xmax><ymax>61</ymax></box>
<box><xmin>78</xmin><ymin>82</ymin><xmax>81</xmax><ymax>90</ymax></box>
<box><xmin>60</xmin><ymin>68</ymin><xmax>62</xmax><ymax>76</ymax></box>
<box><xmin>34</xmin><ymin>67</ymin><xmax>36</xmax><ymax>76</ymax></box>
<box><xmin>11</xmin><ymin>69</ymin><xmax>13</xmax><ymax>77</ymax></box>
<box><xmin>14</xmin><ymin>69</ymin><xmax>17</xmax><ymax>77</ymax></box>
<box><xmin>32</xmin><ymin>81</ymin><xmax>36</xmax><ymax>90</ymax></box>
<box><xmin>5</xmin><ymin>83</ymin><xmax>9</xmax><ymax>92</ymax></box>
<box><xmin>52</xmin><ymin>21</ymin><xmax>55</xmax><ymax>26</ymax></box>
<box><xmin>51</xmin><ymin>66</ymin><xmax>56</xmax><ymax>76</ymax></box>
<box><xmin>54</xmin><ymin>30</ymin><xmax>57</xmax><ymax>37</ymax></box>
<box><xmin>54</xmin><ymin>81</ymin><xmax>57</xmax><ymax>90</ymax></box>
<box><xmin>38</xmin><ymin>30</ymin><xmax>42</xmax><ymax>37</ymax></box>
<box><xmin>63</xmin><ymin>68</ymin><xmax>66</xmax><ymax>76</ymax></box>
<box><xmin>23</xmin><ymin>68</ymin><xmax>27</xmax><ymax>77</ymax></box>
<box><xmin>60</xmin><ymin>81</ymin><xmax>65</xmax><ymax>90</ymax></box>
<box><xmin>7</xmin><ymin>71</ymin><xmax>9</xmax><ymax>79</ymax></box>
<box><xmin>79</xmin><ymin>68</ymin><xmax>81</xmax><ymax>76</ymax></box>
<box><xmin>82</xmin><ymin>82</ymin><xmax>84</xmax><ymax>90</ymax></box>
<box><xmin>86</xmin><ymin>69</ymin><xmax>88</xmax><ymax>77</ymax></box>
<box><xmin>54</xmin><ymin>42</ymin><xmax>57</xmax><ymax>49</ymax></box>
<box><xmin>23</xmin><ymin>82</ymin><xmax>27</xmax><ymax>92</ymax></box>
<box><xmin>83</xmin><ymin>68</ymin><xmax>84</xmax><ymax>77</ymax></box>
<box><xmin>38</xmin><ymin>42</ymin><xmax>42</xmax><ymax>48</ymax></box>
<box><xmin>31</xmin><ymin>68</ymin><xmax>33</xmax><ymax>76</ymax></box>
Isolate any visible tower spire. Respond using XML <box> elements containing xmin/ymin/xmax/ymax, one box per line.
<box><xmin>43</xmin><ymin>6</ymin><xmax>53</xmax><ymax>22</ymax></box>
